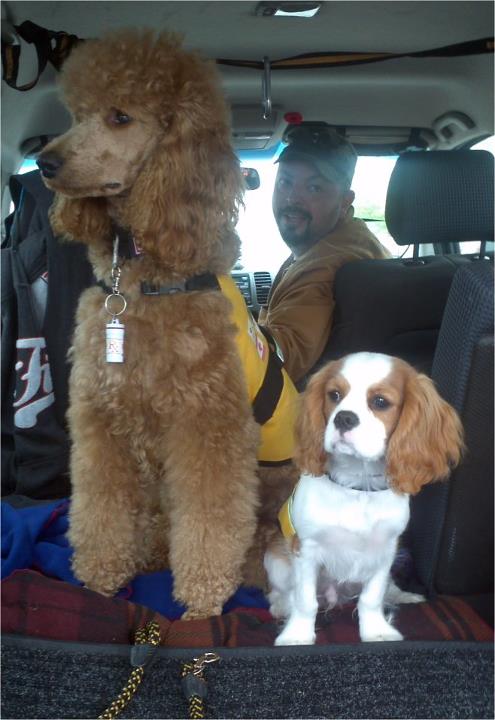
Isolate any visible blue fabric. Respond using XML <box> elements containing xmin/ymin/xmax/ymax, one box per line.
<box><xmin>1</xmin><ymin>499</ymin><xmax>269</xmax><ymax>619</ymax></box>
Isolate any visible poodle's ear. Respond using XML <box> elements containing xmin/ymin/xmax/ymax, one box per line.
<box><xmin>122</xmin><ymin>57</ymin><xmax>243</xmax><ymax>272</ymax></box>
<box><xmin>387</xmin><ymin>372</ymin><xmax>465</xmax><ymax>495</ymax></box>
<box><xmin>294</xmin><ymin>364</ymin><xmax>337</xmax><ymax>476</ymax></box>
<box><xmin>50</xmin><ymin>194</ymin><xmax>112</xmax><ymax>248</ymax></box>
<box><xmin>125</xmin><ymin>132</ymin><xmax>242</xmax><ymax>271</ymax></box>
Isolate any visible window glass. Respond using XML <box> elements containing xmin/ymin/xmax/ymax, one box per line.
<box><xmin>471</xmin><ymin>136</ymin><xmax>494</xmax><ymax>155</ymax></box>
<box><xmin>18</xmin><ymin>158</ymin><xmax>38</xmax><ymax>174</ymax></box>
<box><xmin>458</xmin><ymin>136</ymin><xmax>494</xmax><ymax>255</ymax></box>
<box><xmin>236</xmin><ymin>153</ymin><xmax>406</xmax><ymax>273</ymax></box>
<box><xmin>7</xmin><ymin>158</ymin><xmax>38</xmax><ymax>214</ymax></box>
<box><xmin>352</xmin><ymin>156</ymin><xmax>399</xmax><ymax>257</ymax></box>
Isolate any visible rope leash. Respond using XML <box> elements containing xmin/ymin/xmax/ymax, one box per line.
<box><xmin>97</xmin><ymin>621</ymin><xmax>220</xmax><ymax>719</ymax></box>
<box><xmin>180</xmin><ymin>653</ymin><xmax>221</xmax><ymax>719</ymax></box>
<box><xmin>98</xmin><ymin>621</ymin><xmax>161</xmax><ymax>719</ymax></box>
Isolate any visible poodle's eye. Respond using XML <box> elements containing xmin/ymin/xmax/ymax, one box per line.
<box><xmin>370</xmin><ymin>395</ymin><xmax>391</xmax><ymax>411</ymax></box>
<box><xmin>107</xmin><ymin>108</ymin><xmax>133</xmax><ymax>126</ymax></box>
<box><xmin>328</xmin><ymin>390</ymin><xmax>341</xmax><ymax>403</ymax></box>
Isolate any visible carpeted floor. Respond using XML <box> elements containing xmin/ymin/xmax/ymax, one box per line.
<box><xmin>2</xmin><ymin>635</ymin><xmax>493</xmax><ymax>719</ymax></box>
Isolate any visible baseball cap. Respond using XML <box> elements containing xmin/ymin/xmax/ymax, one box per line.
<box><xmin>276</xmin><ymin>123</ymin><xmax>357</xmax><ymax>189</ymax></box>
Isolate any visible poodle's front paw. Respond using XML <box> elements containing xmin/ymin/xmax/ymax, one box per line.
<box><xmin>71</xmin><ymin>554</ymin><xmax>131</xmax><ymax>598</ymax></box>
<box><xmin>173</xmin><ymin>566</ymin><xmax>238</xmax><ymax>620</ymax></box>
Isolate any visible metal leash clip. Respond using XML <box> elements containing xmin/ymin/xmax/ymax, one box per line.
<box><xmin>181</xmin><ymin>652</ymin><xmax>220</xmax><ymax>718</ymax></box>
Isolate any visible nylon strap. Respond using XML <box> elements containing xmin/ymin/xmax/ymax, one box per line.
<box><xmin>217</xmin><ymin>37</ymin><xmax>494</xmax><ymax>71</ymax></box>
<box><xmin>141</xmin><ymin>273</ymin><xmax>220</xmax><ymax>296</ymax></box>
<box><xmin>252</xmin><ymin>325</ymin><xmax>284</xmax><ymax>426</ymax></box>
<box><xmin>2</xmin><ymin>20</ymin><xmax>80</xmax><ymax>91</ymax></box>
<box><xmin>2</xmin><ymin>23</ymin><xmax>492</xmax><ymax>92</ymax></box>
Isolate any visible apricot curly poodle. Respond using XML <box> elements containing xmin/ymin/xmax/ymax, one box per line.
<box><xmin>37</xmin><ymin>29</ymin><xmax>297</xmax><ymax>618</ymax></box>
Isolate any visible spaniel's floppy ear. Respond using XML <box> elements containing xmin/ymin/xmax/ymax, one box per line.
<box><xmin>294</xmin><ymin>364</ymin><xmax>336</xmax><ymax>476</ymax></box>
<box><xmin>387</xmin><ymin>371</ymin><xmax>464</xmax><ymax>494</ymax></box>
<box><xmin>50</xmin><ymin>194</ymin><xmax>112</xmax><ymax>251</ymax></box>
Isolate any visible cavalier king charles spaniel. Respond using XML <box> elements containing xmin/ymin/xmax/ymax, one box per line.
<box><xmin>264</xmin><ymin>352</ymin><xmax>464</xmax><ymax>644</ymax></box>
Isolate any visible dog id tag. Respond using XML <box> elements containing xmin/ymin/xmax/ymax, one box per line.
<box><xmin>106</xmin><ymin>317</ymin><xmax>125</xmax><ymax>363</ymax></box>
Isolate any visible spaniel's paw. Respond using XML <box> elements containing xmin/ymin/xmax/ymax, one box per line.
<box><xmin>386</xmin><ymin>580</ymin><xmax>425</xmax><ymax>605</ymax></box>
<box><xmin>275</xmin><ymin>631</ymin><xmax>316</xmax><ymax>646</ymax></box>
<box><xmin>360</xmin><ymin>624</ymin><xmax>403</xmax><ymax>642</ymax></box>
<box><xmin>274</xmin><ymin>617</ymin><xmax>316</xmax><ymax>646</ymax></box>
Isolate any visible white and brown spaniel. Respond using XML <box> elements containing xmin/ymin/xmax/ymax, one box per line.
<box><xmin>264</xmin><ymin>352</ymin><xmax>464</xmax><ymax>644</ymax></box>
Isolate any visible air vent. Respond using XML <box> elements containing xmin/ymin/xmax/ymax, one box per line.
<box><xmin>231</xmin><ymin>273</ymin><xmax>252</xmax><ymax>305</ymax></box>
<box><xmin>254</xmin><ymin>272</ymin><xmax>272</xmax><ymax>305</ymax></box>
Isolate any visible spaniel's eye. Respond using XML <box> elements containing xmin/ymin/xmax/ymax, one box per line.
<box><xmin>371</xmin><ymin>395</ymin><xmax>390</xmax><ymax>410</ymax></box>
<box><xmin>107</xmin><ymin>108</ymin><xmax>132</xmax><ymax>126</ymax></box>
<box><xmin>328</xmin><ymin>390</ymin><xmax>341</xmax><ymax>403</ymax></box>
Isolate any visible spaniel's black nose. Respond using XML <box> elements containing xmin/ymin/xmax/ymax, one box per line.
<box><xmin>36</xmin><ymin>152</ymin><xmax>64</xmax><ymax>179</ymax></box>
<box><xmin>334</xmin><ymin>410</ymin><xmax>360</xmax><ymax>432</ymax></box>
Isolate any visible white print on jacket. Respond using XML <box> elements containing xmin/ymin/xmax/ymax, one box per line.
<box><xmin>14</xmin><ymin>337</ymin><xmax>55</xmax><ymax>428</ymax></box>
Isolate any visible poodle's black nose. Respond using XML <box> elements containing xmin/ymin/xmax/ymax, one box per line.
<box><xmin>37</xmin><ymin>152</ymin><xmax>64</xmax><ymax>179</ymax></box>
<box><xmin>334</xmin><ymin>410</ymin><xmax>360</xmax><ymax>432</ymax></box>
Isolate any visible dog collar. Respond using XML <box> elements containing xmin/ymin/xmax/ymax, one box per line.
<box><xmin>98</xmin><ymin>273</ymin><xmax>221</xmax><ymax>296</ymax></box>
<box><xmin>328</xmin><ymin>475</ymin><xmax>387</xmax><ymax>492</ymax></box>
<box><xmin>141</xmin><ymin>274</ymin><xmax>220</xmax><ymax>296</ymax></box>
<box><xmin>278</xmin><ymin>474</ymin><xmax>387</xmax><ymax>540</ymax></box>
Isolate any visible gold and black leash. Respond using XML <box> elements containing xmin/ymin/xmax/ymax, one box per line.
<box><xmin>98</xmin><ymin>621</ymin><xmax>161</xmax><ymax>719</ymax></box>
<box><xmin>97</xmin><ymin>621</ymin><xmax>220</xmax><ymax>720</ymax></box>
<box><xmin>180</xmin><ymin>652</ymin><xmax>221</xmax><ymax>719</ymax></box>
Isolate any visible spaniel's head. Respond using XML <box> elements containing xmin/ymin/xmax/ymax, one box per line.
<box><xmin>295</xmin><ymin>352</ymin><xmax>464</xmax><ymax>494</ymax></box>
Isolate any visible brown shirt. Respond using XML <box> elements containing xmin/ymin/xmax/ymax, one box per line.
<box><xmin>258</xmin><ymin>208</ymin><xmax>390</xmax><ymax>383</ymax></box>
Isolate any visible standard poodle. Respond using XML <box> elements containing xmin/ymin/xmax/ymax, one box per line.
<box><xmin>36</xmin><ymin>30</ymin><xmax>298</xmax><ymax>618</ymax></box>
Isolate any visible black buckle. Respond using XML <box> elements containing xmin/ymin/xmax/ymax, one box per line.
<box><xmin>141</xmin><ymin>281</ymin><xmax>186</xmax><ymax>295</ymax></box>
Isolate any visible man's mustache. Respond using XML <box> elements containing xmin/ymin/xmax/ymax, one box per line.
<box><xmin>278</xmin><ymin>205</ymin><xmax>312</xmax><ymax>222</ymax></box>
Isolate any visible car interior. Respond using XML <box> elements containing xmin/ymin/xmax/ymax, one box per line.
<box><xmin>1</xmin><ymin>1</ymin><xmax>494</xmax><ymax>718</ymax></box>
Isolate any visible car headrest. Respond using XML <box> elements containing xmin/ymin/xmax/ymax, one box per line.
<box><xmin>385</xmin><ymin>150</ymin><xmax>494</xmax><ymax>246</ymax></box>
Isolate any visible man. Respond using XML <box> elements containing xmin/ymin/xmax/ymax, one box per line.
<box><xmin>258</xmin><ymin>124</ymin><xmax>390</xmax><ymax>384</ymax></box>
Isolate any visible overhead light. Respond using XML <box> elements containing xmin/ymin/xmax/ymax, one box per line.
<box><xmin>255</xmin><ymin>2</ymin><xmax>321</xmax><ymax>18</ymax></box>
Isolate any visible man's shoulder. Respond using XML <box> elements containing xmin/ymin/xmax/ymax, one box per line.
<box><xmin>322</xmin><ymin>217</ymin><xmax>390</xmax><ymax>259</ymax></box>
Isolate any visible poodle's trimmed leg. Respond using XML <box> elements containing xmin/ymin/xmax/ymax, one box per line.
<box><xmin>165</xmin><ymin>416</ymin><xmax>260</xmax><ymax>619</ymax></box>
<box><xmin>68</xmin><ymin>416</ymin><xmax>142</xmax><ymax>596</ymax></box>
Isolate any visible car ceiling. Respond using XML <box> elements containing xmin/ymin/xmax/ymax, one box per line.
<box><xmin>2</xmin><ymin>0</ymin><xmax>494</xmax><ymax>186</ymax></box>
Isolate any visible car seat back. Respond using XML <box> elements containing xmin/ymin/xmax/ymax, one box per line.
<box><xmin>409</xmin><ymin>261</ymin><xmax>494</xmax><ymax>595</ymax></box>
<box><xmin>318</xmin><ymin>150</ymin><xmax>494</xmax><ymax>376</ymax></box>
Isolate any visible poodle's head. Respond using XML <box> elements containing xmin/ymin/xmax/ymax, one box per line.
<box><xmin>38</xmin><ymin>30</ymin><xmax>244</xmax><ymax>273</ymax></box>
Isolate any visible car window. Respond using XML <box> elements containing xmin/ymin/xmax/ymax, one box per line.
<box><xmin>471</xmin><ymin>136</ymin><xmax>495</xmax><ymax>154</ymax></box>
<box><xmin>459</xmin><ymin>136</ymin><xmax>494</xmax><ymax>255</ymax></box>
<box><xmin>236</xmin><ymin>153</ymin><xmax>408</xmax><ymax>273</ymax></box>
<box><xmin>13</xmin><ymin>144</ymin><xmax>492</xmax><ymax>265</ymax></box>
<box><xmin>6</xmin><ymin>158</ymin><xmax>38</xmax><ymax>216</ymax></box>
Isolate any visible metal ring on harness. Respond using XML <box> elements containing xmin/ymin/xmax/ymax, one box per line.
<box><xmin>104</xmin><ymin>293</ymin><xmax>127</xmax><ymax>317</ymax></box>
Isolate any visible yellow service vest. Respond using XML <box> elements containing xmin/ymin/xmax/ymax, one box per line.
<box><xmin>218</xmin><ymin>275</ymin><xmax>298</xmax><ymax>463</ymax></box>
<box><xmin>278</xmin><ymin>484</ymin><xmax>298</xmax><ymax>539</ymax></box>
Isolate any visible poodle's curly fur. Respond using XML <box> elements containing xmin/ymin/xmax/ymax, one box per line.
<box><xmin>39</xmin><ymin>30</ymin><xmax>296</xmax><ymax>618</ymax></box>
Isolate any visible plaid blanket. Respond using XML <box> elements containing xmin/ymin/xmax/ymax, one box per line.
<box><xmin>1</xmin><ymin>499</ymin><xmax>268</xmax><ymax>618</ymax></box>
<box><xmin>2</xmin><ymin>570</ymin><xmax>492</xmax><ymax>648</ymax></box>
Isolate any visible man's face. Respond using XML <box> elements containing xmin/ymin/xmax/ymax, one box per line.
<box><xmin>272</xmin><ymin>160</ymin><xmax>354</xmax><ymax>255</ymax></box>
